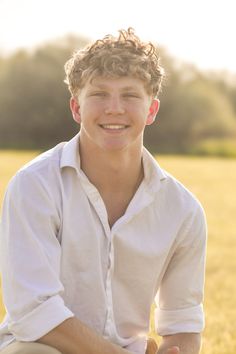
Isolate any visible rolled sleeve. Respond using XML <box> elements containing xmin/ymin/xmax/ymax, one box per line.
<box><xmin>9</xmin><ymin>295</ymin><xmax>74</xmax><ymax>341</ymax></box>
<box><xmin>0</xmin><ymin>169</ymin><xmax>74</xmax><ymax>341</ymax></box>
<box><xmin>155</xmin><ymin>202</ymin><xmax>207</xmax><ymax>336</ymax></box>
<box><xmin>155</xmin><ymin>304</ymin><xmax>204</xmax><ymax>336</ymax></box>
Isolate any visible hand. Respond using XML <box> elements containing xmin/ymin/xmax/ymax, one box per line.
<box><xmin>146</xmin><ymin>337</ymin><xmax>158</xmax><ymax>354</ymax></box>
<box><xmin>146</xmin><ymin>337</ymin><xmax>180</xmax><ymax>354</ymax></box>
<box><xmin>165</xmin><ymin>347</ymin><xmax>180</xmax><ymax>354</ymax></box>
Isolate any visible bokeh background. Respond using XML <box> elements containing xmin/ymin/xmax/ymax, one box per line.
<box><xmin>0</xmin><ymin>0</ymin><xmax>236</xmax><ymax>154</ymax></box>
<box><xmin>0</xmin><ymin>0</ymin><xmax>236</xmax><ymax>353</ymax></box>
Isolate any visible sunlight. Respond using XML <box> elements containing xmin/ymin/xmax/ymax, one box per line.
<box><xmin>0</xmin><ymin>0</ymin><xmax>236</xmax><ymax>72</ymax></box>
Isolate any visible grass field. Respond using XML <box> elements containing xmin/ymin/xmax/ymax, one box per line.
<box><xmin>0</xmin><ymin>151</ymin><xmax>236</xmax><ymax>353</ymax></box>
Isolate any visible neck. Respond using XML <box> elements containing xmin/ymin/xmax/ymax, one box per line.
<box><xmin>79</xmin><ymin>138</ymin><xmax>144</xmax><ymax>193</ymax></box>
<box><xmin>78</xmin><ymin>136</ymin><xmax>144</xmax><ymax>227</ymax></box>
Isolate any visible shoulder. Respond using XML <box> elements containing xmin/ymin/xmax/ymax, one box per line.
<box><xmin>163</xmin><ymin>169</ymin><xmax>203</xmax><ymax>212</ymax></box>
<box><xmin>164</xmin><ymin>169</ymin><xmax>205</xmax><ymax>221</ymax></box>
<box><xmin>18</xmin><ymin>142</ymin><xmax>65</xmax><ymax>176</ymax></box>
<box><xmin>143</xmin><ymin>149</ymin><xmax>205</xmax><ymax>221</ymax></box>
<box><xmin>6</xmin><ymin>142</ymin><xmax>66</xmax><ymax>198</ymax></box>
<box><xmin>150</xmin><ymin>158</ymin><xmax>206</xmax><ymax>240</ymax></box>
<box><xmin>162</xmin><ymin>170</ymin><xmax>207</xmax><ymax>245</ymax></box>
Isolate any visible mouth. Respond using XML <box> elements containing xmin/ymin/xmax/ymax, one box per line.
<box><xmin>99</xmin><ymin>124</ymin><xmax>129</xmax><ymax>130</ymax></box>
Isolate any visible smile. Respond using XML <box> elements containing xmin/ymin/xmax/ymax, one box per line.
<box><xmin>99</xmin><ymin>124</ymin><xmax>129</xmax><ymax>130</ymax></box>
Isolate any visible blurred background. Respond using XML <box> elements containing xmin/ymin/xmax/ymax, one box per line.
<box><xmin>0</xmin><ymin>0</ymin><xmax>236</xmax><ymax>155</ymax></box>
<box><xmin>0</xmin><ymin>1</ymin><xmax>236</xmax><ymax>353</ymax></box>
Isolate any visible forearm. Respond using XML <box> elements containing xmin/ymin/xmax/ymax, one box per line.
<box><xmin>37</xmin><ymin>317</ymin><xmax>131</xmax><ymax>354</ymax></box>
<box><xmin>157</xmin><ymin>333</ymin><xmax>201</xmax><ymax>354</ymax></box>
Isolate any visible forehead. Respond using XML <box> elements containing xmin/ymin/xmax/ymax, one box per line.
<box><xmin>86</xmin><ymin>76</ymin><xmax>147</xmax><ymax>92</ymax></box>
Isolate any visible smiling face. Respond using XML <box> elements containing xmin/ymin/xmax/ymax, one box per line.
<box><xmin>70</xmin><ymin>76</ymin><xmax>159</xmax><ymax>154</ymax></box>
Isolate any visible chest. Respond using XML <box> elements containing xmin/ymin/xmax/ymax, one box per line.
<box><xmin>59</xmin><ymin>171</ymin><xmax>185</xmax><ymax>282</ymax></box>
<box><xmin>59</xmin><ymin>182</ymin><xmax>181</xmax><ymax>275</ymax></box>
<box><xmin>102</xmin><ymin>192</ymin><xmax>133</xmax><ymax>227</ymax></box>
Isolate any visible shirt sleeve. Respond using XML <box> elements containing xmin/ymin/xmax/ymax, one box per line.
<box><xmin>155</xmin><ymin>201</ymin><xmax>207</xmax><ymax>336</ymax></box>
<box><xmin>0</xmin><ymin>169</ymin><xmax>74</xmax><ymax>341</ymax></box>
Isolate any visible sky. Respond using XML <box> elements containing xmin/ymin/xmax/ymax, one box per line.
<box><xmin>0</xmin><ymin>0</ymin><xmax>236</xmax><ymax>73</ymax></box>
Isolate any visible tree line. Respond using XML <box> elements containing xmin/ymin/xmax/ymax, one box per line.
<box><xmin>0</xmin><ymin>34</ymin><xmax>236</xmax><ymax>155</ymax></box>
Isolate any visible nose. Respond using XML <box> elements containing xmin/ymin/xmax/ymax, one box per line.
<box><xmin>104</xmin><ymin>96</ymin><xmax>125</xmax><ymax>115</ymax></box>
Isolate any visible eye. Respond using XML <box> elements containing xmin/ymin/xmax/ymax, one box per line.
<box><xmin>90</xmin><ymin>91</ymin><xmax>107</xmax><ymax>97</ymax></box>
<box><xmin>123</xmin><ymin>93</ymin><xmax>140</xmax><ymax>98</ymax></box>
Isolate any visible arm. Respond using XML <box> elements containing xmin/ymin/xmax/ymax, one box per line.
<box><xmin>0</xmin><ymin>171</ymin><xmax>131</xmax><ymax>354</ymax></box>
<box><xmin>155</xmin><ymin>202</ymin><xmax>207</xmax><ymax>337</ymax></box>
<box><xmin>157</xmin><ymin>333</ymin><xmax>201</xmax><ymax>354</ymax></box>
<box><xmin>37</xmin><ymin>317</ymin><xmax>131</xmax><ymax>354</ymax></box>
<box><xmin>0</xmin><ymin>171</ymin><xmax>73</xmax><ymax>340</ymax></box>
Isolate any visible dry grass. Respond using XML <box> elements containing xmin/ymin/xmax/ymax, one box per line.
<box><xmin>0</xmin><ymin>151</ymin><xmax>235</xmax><ymax>353</ymax></box>
<box><xmin>0</xmin><ymin>150</ymin><xmax>39</xmax><ymax>207</ymax></box>
<box><xmin>150</xmin><ymin>155</ymin><xmax>236</xmax><ymax>354</ymax></box>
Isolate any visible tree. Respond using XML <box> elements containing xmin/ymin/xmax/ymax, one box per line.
<box><xmin>0</xmin><ymin>35</ymin><xmax>89</xmax><ymax>149</ymax></box>
<box><xmin>145</xmin><ymin>59</ymin><xmax>236</xmax><ymax>153</ymax></box>
<box><xmin>1</xmin><ymin>35</ymin><xmax>236</xmax><ymax>154</ymax></box>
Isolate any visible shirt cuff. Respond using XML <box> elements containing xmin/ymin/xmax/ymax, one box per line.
<box><xmin>9</xmin><ymin>295</ymin><xmax>74</xmax><ymax>341</ymax></box>
<box><xmin>155</xmin><ymin>304</ymin><xmax>205</xmax><ymax>336</ymax></box>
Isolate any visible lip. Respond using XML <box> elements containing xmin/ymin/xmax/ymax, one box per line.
<box><xmin>99</xmin><ymin>124</ymin><xmax>129</xmax><ymax>130</ymax></box>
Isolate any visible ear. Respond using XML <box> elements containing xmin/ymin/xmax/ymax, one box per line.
<box><xmin>146</xmin><ymin>99</ymin><xmax>160</xmax><ymax>126</ymax></box>
<box><xmin>70</xmin><ymin>97</ymin><xmax>81</xmax><ymax>124</ymax></box>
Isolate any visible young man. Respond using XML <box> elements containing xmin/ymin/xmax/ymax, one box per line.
<box><xmin>0</xmin><ymin>29</ymin><xmax>207</xmax><ymax>354</ymax></box>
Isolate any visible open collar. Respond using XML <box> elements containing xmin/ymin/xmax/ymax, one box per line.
<box><xmin>60</xmin><ymin>133</ymin><xmax>168</xmax><ymax>193</ymax></box>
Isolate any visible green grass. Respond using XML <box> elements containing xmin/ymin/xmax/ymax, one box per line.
<box><xmin>0</xmin><ymin>151</ymin><xmax>236</xmax><ymax>353</ymax></box>
<box><xmin>190</xmin><ymin>138</ymin><xmax>236</xmax><ymax>157</ymax></box>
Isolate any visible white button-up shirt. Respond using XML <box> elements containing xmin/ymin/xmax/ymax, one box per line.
<box><xmin>0</xmin><ymin>134</ymin><xmax>207</xmax><ymax>353</ymax></box>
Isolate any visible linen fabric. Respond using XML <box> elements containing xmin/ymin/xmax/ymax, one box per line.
<box><xmin>0</xmin><ymin>134</ymin><xmax>207</xmax><ymax>353</ymax></box>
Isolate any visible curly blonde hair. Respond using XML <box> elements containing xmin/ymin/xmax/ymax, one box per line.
<box><xmin>64</xmin><ymin>28</ymin><xmax>165</xmax><ymax>98</ymax></box>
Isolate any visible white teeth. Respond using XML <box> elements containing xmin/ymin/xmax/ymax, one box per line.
<box><xmin>101</xmin><ymin>124</ymin><xmax>126</xmax><ymax>129</ymax></box>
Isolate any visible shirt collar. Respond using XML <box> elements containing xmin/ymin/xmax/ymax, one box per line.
<box><xmin>60</xmin><ymin>133</ymin><xmax>81</xmax><ymax>173</ymax></box>
<box><xmin>60</xmin><ymin>133</ymin><xmax>168</xmax><ymax>192</ymax></box>
<box><xmin>142</xmin><ymin>148</ymin><xmax>168</xmax><ymax>194</ymax></box>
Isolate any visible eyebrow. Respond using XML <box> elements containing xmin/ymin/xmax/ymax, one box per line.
<box><xmin>90</xmin><ymin>84</ymin><xmax>140</xmax><ymax>92</ymax></box>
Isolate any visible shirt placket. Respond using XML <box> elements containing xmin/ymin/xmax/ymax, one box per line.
<box><xmin>103</xmin><ymin>234</ymin><xmax>117</xmax><ymax>341</ymax></box>
<box><xmin>78</xmin><ymin>170</ymin><xmax>156</xmax><ymax>346</ymax></box>
<box><xmin>78</xmin><ymin>173</ymin><xmax>117</xmax><ymax>340</ymax></box>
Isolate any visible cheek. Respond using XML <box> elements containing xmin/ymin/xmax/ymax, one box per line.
<box><xmin>79</xmin><ymin>102</ymin><xmax>91</xmax><ymax>118</ymax></box>
<box><xmin>127</xmin><ymin>100</ymin><xmax>149</xmax><ymax>113</ymax></box>
<box><xmin>131</xmin><ymin>105</ymin><xmax>150</xmax><ymax>121</ymax></box>
<box><xmin>82</xmin><ymin>100</ymin><xmax>104</xmax><ymax>115</ymax></box>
